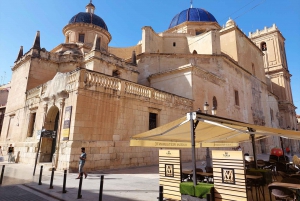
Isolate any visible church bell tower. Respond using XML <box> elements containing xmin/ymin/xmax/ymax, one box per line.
<box><xmin>249</xmin><ymin>24</ymin><xmax>297</xmax><ymax>129</ymax></box>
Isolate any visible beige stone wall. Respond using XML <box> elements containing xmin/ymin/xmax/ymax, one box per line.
<box><xmin>142</xmin><ymin>26</ymin><xmax>164</xmax><ymax>53</ymax></box>
<box><xmin>220</xmin><ymin>28</ymin><xmax>238</xmax><ymax>61</ymax></box>
<box><xmin>150</xmin><ymin>67</ymin><xmax>193</xmax><ymax>99</ymax></box>
<box><xmin>108</xmin><ymin>44</ymin><xmax>142</xmax><ymax>60</ymax></box>
<box><xmin>62</xmin><ymin>70</ymin><xmax>194</xmax><ymax>171</ymax></box>
<box><xmin>84</xmin><ymin>51</ymin><xmax>139</xmax><ymax>83</ymax></box>
<box><xmin>220</xmin><ymin>26</ymin><xmax>265</xmax><ymax>83</ymax></box>
<box><xmin>187</xmin><ymin>30</ymin><xmax>221</xmax><ymax>55</ymax></box>
<box><xmin>27</xmin><ymin>58</ymin><xmax>58</xmax><ymax>91</ymax></box>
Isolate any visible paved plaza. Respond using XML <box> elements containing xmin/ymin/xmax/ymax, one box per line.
<box><xmin>0</xmin><ymin>154</ymin><xmax>296</xmax><ymax>201</ymax></box>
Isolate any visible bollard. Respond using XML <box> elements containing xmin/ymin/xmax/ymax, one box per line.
<box><xmin>159</xmin><ymin>185</ymin><xmax>163</xmax><ymax>201</ymax></box>
<box><xmin>77</xmin><ymin>172</ymin><xmax>83</xmax><ymax>199</ymax></box>
<box><xmin>99</xmin><ymin>175</ymin><xmax>104</xmax><ymax>201</ymax></box>
<box><xmin>38</xmin><ymin>165</ymin><xmax>43</xmax><ymax>185</ymax></box>
<box><xmin>207</xmin><ymin>193</ymin><xmax>211</xmax><ymax>201</ymax></box>
<box><xmin>49</xmin><ymin>168</ymin><xmax>55</xmax><ymax>189</ymax></box>
<box><xmin>62</xmin><ymin>169</ymin><xmax>67</xmax><ymax>193</ymax></box>
<box><xmin>0</xmin><ymin>165</ymin><xmax>5</xmax><ymax>185</ymax></box>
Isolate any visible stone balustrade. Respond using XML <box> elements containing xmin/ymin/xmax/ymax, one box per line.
<box><xmin>25</xmin><ymin>69</ymin><xmax>193</xmax><ymax>108</ymax></box>
<box><xmin>83</xmin><ymin>70</ymin><xmax>193</xmax><ymax>107</ymax></box>
<box><xmin>124</xmin><ymin>82</ymin><xmax>151</xmax><ymax>98</ymax></box>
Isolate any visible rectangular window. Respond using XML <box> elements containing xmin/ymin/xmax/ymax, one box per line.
<box><xmin>252</xmin><ymin>63</ymin><xmax>255</xmax><ymax>76</ymax></box>
<box><xmin>79</xmin><ymin>34</ymin><xmax>85</xmax><ymax>43</ymax></box>
<box><xmin>173</xmin><ymin>42</ymin><xmax>176</xmax><ymax>47</ymax></box>
<box><xmin>0</xmin><ymin>109</ymin><xmax>4</xmax><ymax>135</ymax></box>
<box><xmin>234</xmin><ymin>90</ymin><xmax>239</xmax><ymax>106</ymax></box>
<box><xmin>27</xmin><ymin>113</ymin><xmax>36</xmax><ymax>137</ymax></box>
<box><xmin>149</xmin><ymin>113</ymin><xmax>157</xmax><ymax>130</ymax></box>
<box><xmin>270</xmin><ymin>109</ymin><xmax>274</xmax><ymax>121</ymax></box>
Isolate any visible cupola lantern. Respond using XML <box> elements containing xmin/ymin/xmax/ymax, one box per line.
<box><xmin>86</xmin><ymin>0</ymin><xmax>95</xmax><ymax>14</ymax></box>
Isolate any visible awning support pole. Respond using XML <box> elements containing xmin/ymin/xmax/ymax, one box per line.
<box><xmin>190</xmin><ymin>112</ymin><xmax>197</xmax><ymax>186</ymax></box>
<box><xmin>280</xmin><ymin>137</ymin><xmax>285</xmax><ymax>157</ymax></box>
<box><xmin>250</xmin><ymin>133</ymin><xmax>257</xmax><ymax>169</ymax></box>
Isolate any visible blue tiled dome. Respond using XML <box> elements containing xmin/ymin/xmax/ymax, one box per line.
<box><xmin>169</xmin><ymin>8</ymin><xmax>217</xmax><ymax>29</ymax></box>
<box><xmin>69</xmin><ymin>12</ymin><xmax>108</xmax><ymax>31</ymax></box>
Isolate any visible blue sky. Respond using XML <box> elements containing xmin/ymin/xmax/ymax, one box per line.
<box><xmin>0</xmin><ymin>0</ymin><xmax>299</xmax><ymax>113</ymax></box>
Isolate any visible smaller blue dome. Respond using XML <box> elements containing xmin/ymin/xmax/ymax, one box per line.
<box><xmin>169</xmin><ymin>8</ymin><xmax>218</xmax><ymax>29</ymax></box>
<box><xmin>69</xmin><ymin>12</ymin><xmax>108</xmax><ymax>31</ymax></box>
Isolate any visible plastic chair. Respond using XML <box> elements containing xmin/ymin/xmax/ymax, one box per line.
<box><xmin>268</xmin><ymin>185</ymin><xmax>296</xmax><ymax>201</ymax></box>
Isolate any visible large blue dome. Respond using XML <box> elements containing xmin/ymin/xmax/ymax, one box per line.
<box><xmin>169</xmin><ymin>8</ymin><xmax>217</xmax><ymax>29</ymax></box>
<box><xmin>69</xmin><ymin>12</ymin><xmax>108</xmax><ymax>31</ymax></box>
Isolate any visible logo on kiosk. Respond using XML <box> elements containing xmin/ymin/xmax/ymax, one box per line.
<box><xmin>165</xmin><ymin>164</ymin><xmax>174</xmax><ymax>177</ymax></box>
<box><xmin>166</xmin><ymin>151</ymin><xmax>172</xmax><ymax>156</ymax></box>
<box><xmin>223</xmin><ymin>152</ymin><xmax>230</xmax><ymax>158</ymax></box>
<box><xmin>222</xmin><ymin>168</ymin><xmax>235</xmax><ymax>184</ymax></box>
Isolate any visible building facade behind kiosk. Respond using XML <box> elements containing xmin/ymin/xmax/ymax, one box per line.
<box><xmin>0</xmin><ymin>2</ymin><xmax>297</xmax><ymax>171</ymax></box>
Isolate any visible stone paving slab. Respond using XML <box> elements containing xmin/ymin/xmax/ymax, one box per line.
<box><xmin>0</xmin><ymin>154</ymin><xmax>295</xmax><ymax>201</ymax></box>
<box><xmin>0</xmin><ymin>185</ymin><xmax>57</xmax><ymax>201</ymax></box>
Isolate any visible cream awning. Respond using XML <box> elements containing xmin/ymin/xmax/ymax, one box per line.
<box><xmin>130</xmin><ymin>112</ymin><xmax>300</xmax><ymax>148</ymax></box>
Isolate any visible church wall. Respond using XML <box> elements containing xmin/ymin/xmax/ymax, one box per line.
<box><xmin>84</xmin><ymin>51</ymin><xmax>139</xmax><ymax>83</ymax></box>
<box><xmin>59</xmin><ymin>69</ymin><xmax>195</xmax><ymax>171</ymax></box>
<box><xmin>235</xmin><ymin>30</ymin><xmax>266</xmax><ymax>82</ymax></box>
<box><xmin>27</xmin><ymin>58</ymin><xmax>58</xmax><ymax>91</ymax></box>
<box><xmin>220</xmin><ymin>28</ymin><xmax>238</xmax><ymax>61</ymax></box>
<box><xmin>150</xmin><ymin>68</ymin><xmax>193</xmax><ymax>99</ymax></box>
<box><xmin>108</xmin><ymin>44</ymin><xmax>142</xmax><ymax>60</ymax></box>
<box><xmin>137</xmin><ymin>55</ymin><xmax>192</xmax><ymax>86</ymax></box>
<box><xmin>142</xmin><ymin>26</ymin><xmax>163</xmax><ymax>53</ymax></box>
<box><xmin>162</xmin><ymin>36</ymin><xmax>189</xmax><ymax>54</ymax></box>
<box><xmin>187</xmin><ymin>30</ymin><xmax>221</xmax><ymax>55</ymax></box>
<box><xmin>1</xmin><ymin>59</ymin><xmax>32</xmax><ymax>143</ymax></box>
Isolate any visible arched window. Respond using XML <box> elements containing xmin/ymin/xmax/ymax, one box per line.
<box><xmin>260</xmin><ymin>42</ymin><xmax>267</xmax><ymax>51</ymax></box>
<box><xmin>112</xmin><ymin>70</ymin><xmax>120</xmax><ymax>78</ymax></box>
<box><xmin>192</xmin><ymin>50</ymin><xmax>197</xmax><ymax>54</ymax></box>
<box><xmin>213</xmin><ymin>96</ymin><xmax>217</xmax><ymax>109</ymax></box>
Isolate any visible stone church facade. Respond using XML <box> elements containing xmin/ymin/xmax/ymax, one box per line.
<box><xmin>0</xmin><ymin>2</ymin><xmax>297</xmax><ymax>172</ymax></box>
